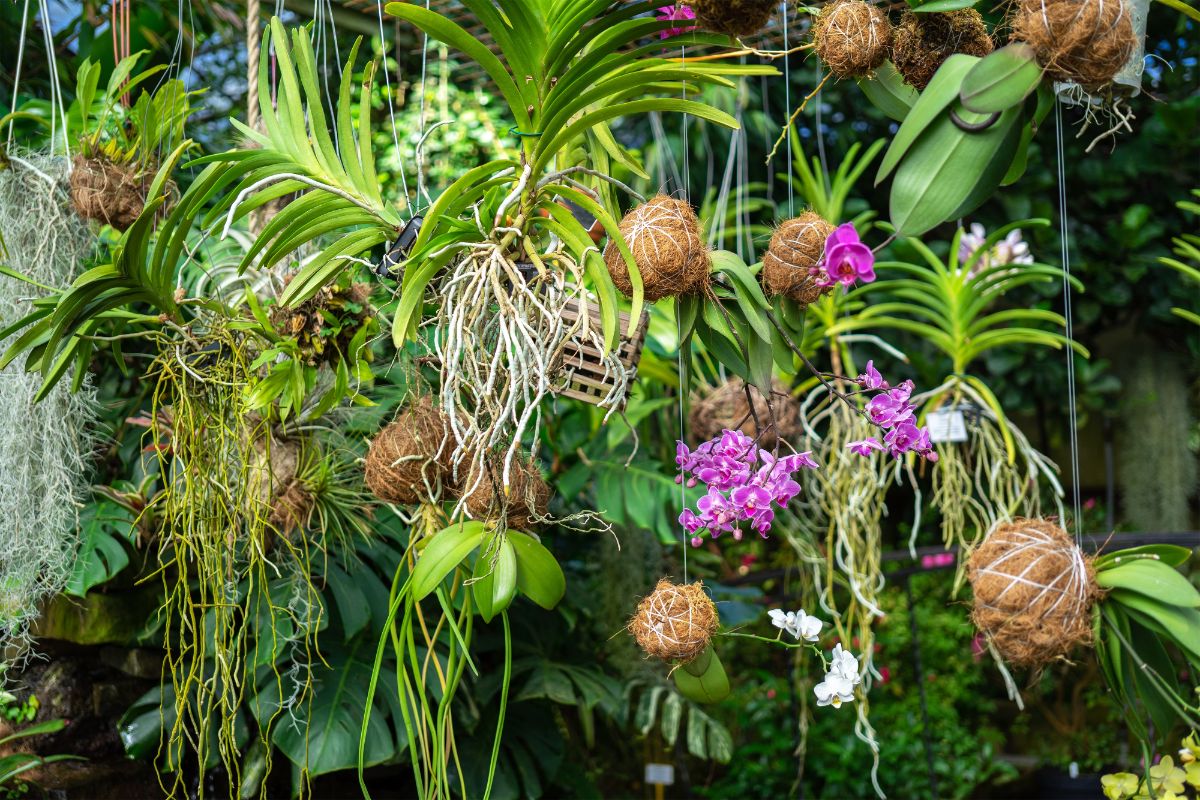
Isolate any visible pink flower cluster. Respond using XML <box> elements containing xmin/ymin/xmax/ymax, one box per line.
<box><xmin>656</xmin><ymin>4</ymin><xmax>697</xmax><ymax>38</ymax></box>
<box><xmin>813</xmin><ymin>224</ymin><xmax>876</xmax><ymax>288</ymax></box>
<box><xmin>844</xmin><ymin>361</ymin><xmax>938</xmax><ymax>461</ymax></box>
<box><xmin>677</xmin><ymin>430</ymin><xmax>819</xmax><ymax>547</ymax></box>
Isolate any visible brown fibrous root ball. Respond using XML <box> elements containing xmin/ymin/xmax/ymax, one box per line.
<box><xmin>603</xmin><ymin>194</ymin><xmax>710</xmax><ymax>301</ymax></box>
<box><xmin>762</xmin><ymin>211</ymin><xmax>836</xmax><ymax>307</ymax></box>
<box><xmin>690</xmin><ymin>378</ymin><xmax>802</xmax><ymax>450</ymax></box>
<box><xmin>890</xmin><ymin>9</ymin><xmax>994</xmax><ymax>90</ymax></box>
<box><xmin>1011</xmin><ymin>0</ymin><xmax>1136</xmax><ymax>90</ymax></box>
<box><xmin>628</xmin><ymin>579</ymin><xmax>719</xmax><ymax>663</ymax></box>
<box><xmin>69</xmin><ymin>154</ymin><xmax>153</xmax><ymax>231</ymax></box>
<box><xmin>813</xmin><ymin>0</ymin><xmax>892</xmax><ymax>79</ymax></box>
<box><xmin>967</xmin><ymin>518</ymin><xmax>1099</xmax><ymax>668</ymax></box>
<box><xmin>690</xmin><ymin>0</ymin><xmax>777</xmax><ymax>37</ymax></box>
<box><xmin>268</xmin><ymin>479</ymin><xmax>315</xmax><ymax>537</ymax></box>
<box><xmin>463</xmin><ymin>452</ymin><xmax>551</xmax><ymax>531</ymax></box>
<box><xmin>364</xmin><ymin>396</ymin><xmax>456</xmax><ymax>505</ymax></box>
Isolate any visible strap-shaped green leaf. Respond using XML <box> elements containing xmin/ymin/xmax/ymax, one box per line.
<box><xmin>877</xmin><ymin>53</ymin><xmax>981</xmax><ymax>184</ymax></box>
<box><xmin>673</xmin><ymin>645</ymin><xmax>730</xmax><ymax>703</ymax></box>
<box><xmin>472</xmin><ymin>538</ymin><xmax>518</xmax><ymax>623</ymax></box>
<box><xmin>1097</xmin><ymin>560</ymin><xmax>1200</xmax><ymax>608</ymax></box>
<box><xmin>959</xmin><ymin>43</ymin><xmax>1044</xmax><ymax>114</ymax></box>
<box><xmin>509</xmin><ymin>531</ymin><xmax>565</xmax><ymax>611</ymax></box>
<box><xmin>410</xmin><ymin>522</ymin><xmax>487</xmax><ymax>601</ymax></box>
<box><xmin>857</xmin><ymin>61</ymin><xmax>919</xmax><ymax>123</ymax></box>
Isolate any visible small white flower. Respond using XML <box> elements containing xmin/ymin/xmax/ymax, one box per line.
<box><xmin>767</xmin><ymin>608</ymin><xmax>824</xmax><ymax>641</ymax></box>
<box><xmin>814</xmin><ymin>644</ymin><xmax>862</xmax><ymax>710</ymax></box>
<box><xmin>767</xmin><ymin>608</ymin><xmax>797</xmax><ymax>636</ymax></box>
<box><xmin>813</xmin><ymin>672</ymin><xmax>856</xmax><ymax>708</ymax></box>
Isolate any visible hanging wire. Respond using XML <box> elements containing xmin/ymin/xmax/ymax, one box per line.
<box><xmin>782</xmin><ymin>0</ymin><xmax>793</xmax><ymax>217</ymax></box>
<box><xmin>680</xmin><ymin>37</ymin><xmax>689</xmax><ymax>582</ymax></box>
<box><xmin>38</xmin><ymin>0</ymin><xmax>69</xmax><ymax>158</ymax></box>
<box><xmin>414</xmin><ymin>0</ymin><xmax>433</xmax><ymax>210</ymax></box>
<box><xmin>7</xmin><ymin>0</ymin><xmax>32</xmax><ymax>147</ymax></box>
<box><xmin>375</xmin><ymin>0</ymin><xmax>410</xmax><ymax>211</ymax></box>
<box><xmin>1054</xmin><ymin>101</ymin><xmax>1084</xmax><ymax>543</ymax></box>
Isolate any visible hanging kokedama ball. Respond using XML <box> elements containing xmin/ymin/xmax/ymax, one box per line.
<box><xmin>690</xmin><ymin>378</ymin><xmax>803</xmax><ymax>450</ymax></box>
<box><xmin>1011</xmin><ymin>0</ymin><xmax>1136</xmax><ymax>90</ymax></box>
<box><xmin>628</xmin><ymin>579</ymin><xmax>719</xmax><ymax>663</ymax></box>
<box><xmin>890</xmin><ymin>9</ymin><xmax>994</xmax><ymax>90</ymax></box>
<box><xmin>967</xmin><ymin>518</ymin><xmax>1099</xmax><ymax>668</ymax></box>
<box><xmin>69</xmin><ymin>155</ymin><xmax>154</xmax><ymax>231</ymax></box>
<box><xmin>603</xmin><ymin>194</ymin><xmax>710</xmax><ymax>301</ymax></box>
<box><xmin>690</xmin><ymin>0</ymin><xmax>777</xmax><ymax>37</ymax></box>
<box><xmin>364</xmin><ymin>396</ymin><xmax>456</xmax><ymax>504</ymax></box>
<box><xmin>762</xmin><ymin>211</ymin><xmax>835</xmax><ymax>306</ymax></box>
<box><xmin>463</xmin><ymin>452</ymin><xmax>551</xmax><ymax>531</ymax></box>
<box><xmin>813</xmin><ymin>0</ymin><xmax>892</xmax><ymax>79</ymax></box>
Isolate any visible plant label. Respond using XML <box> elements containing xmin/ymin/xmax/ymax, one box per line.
<box><xmin>927</xmin><ymin>408</ymin><xmax>968</xmax><ymax>443</ymax></box>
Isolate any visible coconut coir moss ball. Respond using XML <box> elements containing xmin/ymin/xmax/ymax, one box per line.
<box><xmin>891</xmin><ymin>9</ymin><xmax>994</xmax><ymax>90</ymax></box>
<box><xmin>813</xmin><ymin>0</ymin><xmax>892</xmax><ymax>79</ymax></box>
<box><xmin>604</xmin><ymin>194</ymin><xmax>710</xmax><ymax>301</ymax></box>
<box><xmin>463</xmin><ymin>453</ymin><xmax>551</xmax><ymax>531</ymax></box>
<box><xmin>690</xmin><ymin>378</ymin><xmax>802</xmax><ymax>450</ymax></box>
<box><xmin>762</xmin><ymin>211</ymin><xmax>836</xmax><ymax>306</ymax></box>
<box><xmin>967</xmin><ymin>518</ymin><xmax>1099</xmax><ymax>668</ymax></box>
<box><xmin>1011</xmin><ymin>0</ymin><xmax>1135</xmax><ymax>90</ymax></box>
<box><xmin>628</xmin><ymin>579</ymin><xmax>719</xmax><ymax>663</ymax></box>
<box><xmin>69</xmin><ymin>155</ymin><xmax>153</xmax><ymax>231</ymax></box>
<box><xmin>690</xmin><ymin>0</ymin><xmax>777</xmax><ymax>37</ymax></box>
<box><xmin>364</xmin><ymin>396</ymin><xmax>455</xmax><ymax>505</ymax></box>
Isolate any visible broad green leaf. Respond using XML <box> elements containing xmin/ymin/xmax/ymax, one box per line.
<box><xmin>509</xmin><ymin>531</ymin><xmax>565</xmax><ymax>610</ymax></box>
<box><xmin>1096</xmin><ymin>560</ymin><xmax>1200</xmax><ymax>607</ymax></box>
<box><xmin>410</xmin><ymin>522</ymin><xmax>487</xmax><ymax>600</ymax></box>
<box><xmin>959</xmin><ymin>43</ymin><xmax>1044</xmax><ymax>114</ymax></box>
<box><xmin>1095</xmin><ymin>545</ymin><xmax>1194</xmax><ymax>570</ymax></box>
<box><xmin>857</xmin><ymin>61</ymin><xmax>919</xmax><ymax>123</ymax></box>
<box><xmin>472</xmin><ymin>538</ymin><xmax>518</xmax><ymax>623</ymax></box>
<box><xmin>1107</xmin><ymin>589</ymin><xmax>1200</xmax><ymax>663</ymax></box>
<box><xmin>674</xmin><ymin>646</ymin><xmax>731</xmax><ymax>704</ymax></box>
<box><xmin>912</xmin><ymin>0</ymin><xmax>981</xmax><ymax>11</ymax></box>
<box><xmin>877</xmin><ymin>53</ymin><xmax>980</xmax><ymax>184</ymax></box>
<box><xmin>889</xmin><ymin>104</ymin><xmax>1021</xmax><ymax>235</ymax></box>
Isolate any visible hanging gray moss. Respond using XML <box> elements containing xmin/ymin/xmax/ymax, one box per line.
<box><xmin>1115</xmin><ymin>350</ymin><xmax>1197</xmax><ymax>531</ymax></box>
<box><xmin>0</xmin><ymin>151</ymin><xmax>98</xmax><ymax>665</ymax></box>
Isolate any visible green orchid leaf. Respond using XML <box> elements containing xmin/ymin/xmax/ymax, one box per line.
<box><xmin>509</xmin><ymin>531</ymin><xmax>565</xmax><ymax>611</ymax></box>
<box><xmin>473</xmin><ymin>538</ymin><xmax>518</xmax><ymax>623</ymax></box>
<box><xmin>857</xmin><ymin>61</ymin><xmax>919</xmax><ymax>122</ymax></box>
<box><xmin>410</xmin><ymin>522</ymin><xmax>487</xmax><ymax>601</ymax></box>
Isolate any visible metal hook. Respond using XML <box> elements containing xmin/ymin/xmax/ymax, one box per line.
<box><xmin>949</xmin><ymin>108</ymin><xmax>1002</xmax><ymax>132</ymax></box>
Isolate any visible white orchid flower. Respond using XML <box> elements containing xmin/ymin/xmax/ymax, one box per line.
<box><xmin>767</xmin><ymin>608</ymin><xmax>824</xmax><ymax>641</ymax></box>
<box><xmin>814</xmin><ymin>644</ymin><xmax>862</xmax><ymax>709</ymax></box>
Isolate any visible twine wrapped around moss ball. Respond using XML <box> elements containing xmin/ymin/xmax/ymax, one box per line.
<box><xmin>463</xmin><ymin>452</ymin><xmax>551</xmax><ymax>531</ymax></box>
<box><xmin>762</xmin><ymin>211</ymin><xmax>836</xmax><ymax>306</ymax></box>
<box><xmin>1011</xmin><ymin>0</ymin><xmax>1136</xmax><ymax>90</ymax></box>
<box><xmin>690</xmin><ymin>378</ymin><xmax>802</xmax><ymax>450</ymax></box>
<box><xmin>813</xmin><ymin>0</ymin><xmax>892</xmax><ymax>79</ymax></box>
<box><xmin>364</xmin><ymin>396</ymin><xmax>455</xmax><ymax>505</ymax></box>
<box><xmin>690</xmin><ymin>0</ymin><xmax>777</xmax><ymax>37</ymax></box>
<box><xmin>603</xmin><ymin>194</ymin><xmax>710</xmax><ymax>301</ymax></box>
<box><xmin>967</xmin><ymin>518</ymin><xmax>1099</xmax><ymax>668</ymax></box>
<box><xmin>69</xmin><ymin>155</ymin><xmax>154</xmax><ymax>231</ymax></box>
<box><xmin>628</xmin><ymin>579</ymin><xmax>719</xmax><ymax>663</ymax></box>
<box><xmin>891</xmin><ymin>9</ymin><xmax>994</xmax><ymax>90</ymax></box>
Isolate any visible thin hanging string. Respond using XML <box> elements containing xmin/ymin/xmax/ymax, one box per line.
<box><xmin>7</xmin><ymin>0</ymin><xmax>32</xmax><ymax>147</ymax></box>
<box><xmin>814</xmin><ymin>59</ymin><xmax>828</xmax><ymax>191</ymax></box>
<box><xmin>415</xmin><ymin>0</ymin><xmax>432</xmax><ymax>210</ymax></box>
<box><xmin>679</xmin><ymin>37</ymin><xmax>688</xmax><ymax>583</ymax></box>
<box><xmin>39</xmin><ymin>0</ymin><xmax>68</xmax><ymax>158</ymax></box>
<box><xmin>1054</xmin><ymin>101</ymin><xmax>1083</xmax><ymax>544</ymax></box>
<box><xmin>782</xmin><ymin>0</ymin><xmax>793</xmax><ymax>217</ymax></box>
<box><xmin>375</xmin><ymin>1</ymin><xmax>410</xmax><ymax>212</ymax></box>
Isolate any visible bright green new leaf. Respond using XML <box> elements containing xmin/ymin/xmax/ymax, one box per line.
<box><xmin>473</xmin><ymin>538</ymin><xmax>519</xmax><ymax>623</ymax></box>
<box><xmin>509</xmin><ymin>531</ymin><xmax>565</xmax><ymax>611</ymax></box>
<box><xmin>959</xmin><ymin>43</ymin><xmax>1044</xmax><ymax>114</ymax></box>
<box><xmin>410</xmin><ymin>521</ymin><xmax>487</xmax><ymax>601</ymax></box>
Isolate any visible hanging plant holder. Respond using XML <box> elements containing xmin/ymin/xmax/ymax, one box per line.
<box><xmin>554</xmin><ymin>298</ymin><xmax>648</xmax><ymax>408</ymax></box>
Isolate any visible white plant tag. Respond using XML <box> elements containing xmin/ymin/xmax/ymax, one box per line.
<box><xmin>644</xmin><ymin>764</ymin><xmax>675</xmax><ymax>785</ymax></box>
<box><xmin>927</xmin><ymin>408</ymin><xmax>967</xmax><ymax>443</ymax></box>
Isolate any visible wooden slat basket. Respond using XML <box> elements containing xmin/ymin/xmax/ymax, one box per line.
<box><xmin>555</xmin><ymin>298</ymin><xmax>649</xmax><ymax>407</ymax></box>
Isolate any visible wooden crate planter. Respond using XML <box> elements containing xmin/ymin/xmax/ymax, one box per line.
<box><xmin>556</xmin><ymin>298</ymin><xmax>649</xmax><ymax>407</ymax></box>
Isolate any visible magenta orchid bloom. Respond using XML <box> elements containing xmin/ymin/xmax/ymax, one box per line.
<box><xmin>656</xmin><ymin>4</ymin><xmax>697</xmax><ymax>38</ymax></box>
<box><xmin>857</xmin><ymin>360</ymin><xmax>887</xmax><ymax>390</ymax></box>
<box><xmin>823</xmin><ymin>224</ymin><xmax>876</xmax><ymax>286</ymax></box>
<box><xmin>846</xmin><ymin>438</ymin><xmax>884</xmax><ymax>457</ymax></box>
<box><xmin>677</xmin><ymin>430</ymin><xmax>820</xmax><ymax>545</ymax></box>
